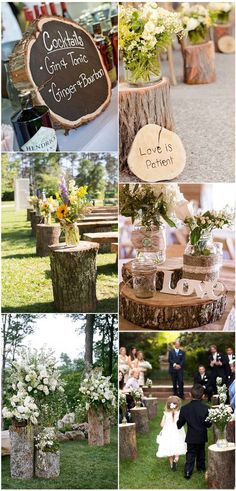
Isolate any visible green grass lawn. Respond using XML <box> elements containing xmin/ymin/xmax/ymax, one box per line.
<box><xmin>1</xmin><ymin>204</ymin><xmax>118</xmax><ymax>313</ymax></box>
<box><xmin>2</xmin><ymin>429</ymin><xmax>118</xmax><ymax>489</ymax></box>
<box><xmin>120</xmin><ymin>401</ymin><xmax>214</xmax><ymax>489</ymax></box>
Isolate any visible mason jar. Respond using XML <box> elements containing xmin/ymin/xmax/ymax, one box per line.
<box><xmin>183</xmin><ymin>231</ymin><xmax>221</xmax><ymax>282</ymax></box>
<box><xmin>131</xmin><ymin>258</ymin><xmax>157</xmax><ymax>299</ymax></box>
<box><xmin>131</xmin><ymin>221</ymin><xmax>166</xmax><ymax>264</ymax></box>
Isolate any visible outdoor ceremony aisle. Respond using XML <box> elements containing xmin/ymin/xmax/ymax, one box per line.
<box><xmin>120</xmin><ymin>401</ymin><xmax>214</xmax><ymax>490</ymax></box>
<box><xmin>1</xmin><ymin>204</ymin><xmax>118</xmax><ymax>313</ymax></box>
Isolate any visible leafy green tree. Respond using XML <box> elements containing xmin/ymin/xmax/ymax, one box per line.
<box><xmin>75</xmin><ymin>159</ymin><xmax>105</xmax><ymax>199</ymax></box>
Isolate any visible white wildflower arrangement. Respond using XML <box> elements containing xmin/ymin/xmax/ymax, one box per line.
<box><xmin>146</xmin><ymin>378</ymin><xmax>153</xmax><ymax>388</ymax></box>
<box><xmin>35</xmin><ymin>428</ymin><xmax>59</xmax><ymax>470</ymax></box>
<box><xmin>79</xmin><ymin>369</ymin><xmax>116</xmax><ymax>413</ymax></box>
<box><xmin>2</xmin><ymin>347</ymin><xmax>65</xmax><ymax>426</ymax></box>
<box><xmin>208</xmin><ymin>3</ymin><xmax>233</xmax><ymax>24</ymax></box>
<box><xmin>216</xmin><ymin>377</ymin><xmax>228</xmax><ymax>405</ymax></box>
<box><xmin>131</xmin><ymin>388</ymin><xmax>143</xmax><ymax>403</ymax></box>
<box><xmin>180</xmin><ymin>3</ymin><xmax>211</xmax><ymax>44</ymax></box>
<box><xmin>184</xmin><ymin>207</ymin><xmax>234</xmax><ymax>255</ymax></box>
<box><xmin>119</xmin><ymin>391</ymin><xmax>127</xmax><ymax>410</ymax></box>
<box><xmin>206</xmin><ymin>404</ymin><xmax>232</xmax><ymax>430</ymax></box>
<box><xmin>120</xmin><ymin>183</ymin><xmax>192</xmax><ymax>230</ymax></box>
<box><xmin>28</xmin><ymin>195</ymin><xmax>42</xmax><ymax>214</ymax></box>
<box><xmin>119</xmin><ymin>3</ymin><xmax>184</xmax><ymax>83</ymax></box>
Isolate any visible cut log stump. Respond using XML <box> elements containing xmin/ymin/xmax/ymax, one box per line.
<box><xmin>103</xmin><ymin>414</ymin><xmax>111</xmax><ymax>445</ymax></box>
<box><xmin>207</xmin><ymin>443</ymin><xmax>235</xmax><ymax>489</ymax></box>
<box><xmin>213</xmin><ymin>23</ymin><xmax>232</xmax><ymax>52</ymax></box>
<box><xmin>130</xmin><ymin>407</ymin><xmax>149</xmax><ymax>433</ymax></box>
<box><xmin>31</xmin><ymin>214</ymin><xmax>45</xmax><ymax>237</ymax></box>
<box><xmin>119</xmin><ymin>77</ymin><xmax>175</xmax><ymax>173</ymax></box>
<box><xmin>49</xmin><ymin>241</ymin><xmax>99</xmax><ymax>313</ymax></box>
<box><xmin>119</xmin><ymin>283</ymin><xmax>227</xmax><ymax>330</ymax></box>
<box><xmin>119</xmin><ymin>423</ymin><xmax>138</xmax><ymax>460</ymax></box>
<box><xmin>122</xmin><ymin>258</ymin><xmax>183</xmax><ymax>291</ymax></box>
<box><xmin>183</xmin><ymin>41</ymin><xmax>216</xmax><ymax>84</ymax></box>
<box><xmin>88</xmin><ymin>407</ymin><xmax>104</xmax><ymax>446</ymax></box>
<box><xmin>143</xmin><ymin>397</ymin><xmax>158</xmax><ymax>420</ymax></box>
<box><xmin>29</xmin><ymin>210</ymin><xmax>36</xmax><ymax>223</ymax></box>
<box><xmin>35</xmin><ymin>450</ymin><xmax>60</xmax><ymax>478</ymax></box>
<box><xmin>27</xmin><ymin>208</ymin><xmax>32</xmax><ymax>221</ymax></box>
<box><xmin>226</xmin><ymin>420</ymin><xmax>235</xmax><ymax>443</ymax></box>
<box><xmin>36</xmin><ymin>224</ymin><xmax>61</xmax><ymax>257</ymax></box>
<box><xmin>9</xmin><ymin>424</ymin><xmax>34</xmax><ymax>479</ymax></box>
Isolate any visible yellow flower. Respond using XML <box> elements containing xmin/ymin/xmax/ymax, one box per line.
<box><xmin>76</xmin><ymin>186</ymin><xmax>88</xmax><ymax>199</ymax></box>
<box><xmin>56</xmin><ymin>204</ymin><xmax>69</xmax><ymax>220</ymax></box>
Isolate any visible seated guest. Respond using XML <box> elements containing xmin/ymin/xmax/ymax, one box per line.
<box><xmin>229</xmin><ymin>361</ymin><xmax>235</xmax><ymax>411</ymax></box>
<box><xmin>124</xmin><ymin>369</ymin><xmax>141</xmax><ymax>392</ymax></box>
<box><xmin>194</xmin><ymin>365</ymin><xmax>213</xmax><ymax>402</ymax></box>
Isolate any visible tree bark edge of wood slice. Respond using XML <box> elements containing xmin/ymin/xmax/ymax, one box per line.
<box><xmin>183</xmin><ymin>41</ymin><xmax>216</xmax><ymax>85</ymax></box>
<box><xmin>88</xmin><ymin>407</ymin><xmax>104</xmax><ymax>447</ymax></box>
<box><xmin>207</xmin><ymin>443</ymin><xmax>235</xmax><ymax>489</ymax></box>
<box><xmin>130</xmin><ymin>407</ymin><xmax>149</xmax><ymax>433</ymax></box>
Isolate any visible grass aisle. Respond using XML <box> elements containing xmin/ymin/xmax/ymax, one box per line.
<box><xmin>1</xmin><ymin>205</ymin><xmax>118</xmax><ymax>313</ymax></box>
<box><xmin>120</xmin><ymin>401</ymin><xmax>213</xmax><ymax>489</ymax></box>
<box><xmin>2</xmin><ymin>429</ymin><xmax>118</xmax><ymax>489</ymax></box>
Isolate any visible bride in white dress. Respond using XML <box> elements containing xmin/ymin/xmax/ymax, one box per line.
<box><xmin>156</xmin><ymin>396</ymin><xmax>187</xmax><ymax>470</ymax></box>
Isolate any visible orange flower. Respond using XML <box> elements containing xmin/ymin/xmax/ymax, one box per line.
<box><xmin>56</xmin><ymin>204</ymin><xmax>69</xmax><ymax>220</ymax></box>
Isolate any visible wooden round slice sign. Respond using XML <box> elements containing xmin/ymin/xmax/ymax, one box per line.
<box><xmin>127</xmin><ymin>124</ymin><xmax>186</xmax><ymax>182</ymax></box>
<box><xmin>9</xmin><ymin>16</ymin><xmax>111</xmax><ymax>129</ymax></box>
<box><xmin>218</xmin><ymin>35</ymin><xmax>235</xmax><ymax>53</ymax></box>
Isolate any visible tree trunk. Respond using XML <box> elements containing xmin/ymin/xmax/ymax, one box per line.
<box><xmin>119</xmin><ymin>76</ymin><xmax>175</xmax><ymax>173</ymax></box>
<box><xmin>119</xmin><ymin>423</ymin><xmax>138</xmax><ymax>460</ymax></box>
<box><xmin>120</xmin><ymin>283</ymin><xmax>227</xmax><ymax>330</ymax></box>
<box><xmin>88</xmin><ymin>407</ymin><xmax>104</xmax><ymax>446</ymax></box>
<box><xmin>226</xmin><ymin>420</ymin><xmax>235</xmax><ymax>443</ymax></box>
<box><xmin>36</xmin><ymin>224</ymin><xmax>61</xmax><ymax>257</ymax></box>
<box><xmin>143</xmin><ymin>397</ymin><xmax>158</xmax><ymax>420</ymax></box>
<box><xmin>103</xmin><ymin>412</ymin><xmax>111</xmax><ymax>445</ymax></box>
<box><xmin>207</xmin><ymin>443</ymin><xmax>235</xmax><ymax>488</ymax></box>
<box><xmin>29</xmin><ymin>210</ymin><xmax>35</xmax><ymax>223</ymax></box>
<box><xmin>108</xmin><ymin>314</ymin><xmax>114</xmax><ymax>376</ymax></box>
<box><xmin>31</xmin><ymin>214</ymin><xmax>45</xmax><ymax>237</ymax></box>
<box><xmin>35</xmin><ymin>450</ymin><xmax>60</xmax><ymax>478</ymax></box>
<box><xmin>122</xmin><ymin>258</ymin><xmax>183</xmax><ymax>291</ymax></box>
<box><xmin>183</xmin><ymin>41</ymin><xmax>216</xmax><ymax>84</ymax></box>
<box><xmin>130</xmin><ymin>407</ymin><xmax>149</xmax><ymax>433</ymax></box>
<box><xmin>85</xmin><ymin>314</ymin><xmax>95</xmax><ymax>370</ymax></box>
<box><xmin>9</xmin><ymin>424</ymin><xmax>34</xmax><ymax>479</ymax></box>
<box><xmin>213</xmin><ymin>23</ymin><xmax>232</xmax><ymax>52</ymax></box>
<box><xmin>49</xmin><ymin>242</ymin><xmax>99</xmax><ymax>312</ymax></box>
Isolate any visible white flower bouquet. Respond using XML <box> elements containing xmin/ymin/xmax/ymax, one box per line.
<box><xmin>131</xmin><ymin>388</ymin><xmax>143</xmax><ymax>405</ymax></box>
<box><xmin>180</xmin><ymin>3</ymin><xmax>211</xmax><ymax>44</ymax></box>
<box><xmin>209</xmin><ymin>3</ymin><xmax>233</xmax><ymax>24</ymax></box>
<box><xmin>119</xmin><ymin>3</ymin><xmax>184</xmax><ymax>83</ymax></box>
<box><xmin>35</xmin><ymin>427</ymin><xmax>59</xmax><ymax>471</ymax></box>
<box><xmin>206</xmin><ymin>404</ymin><xmax>232</xmax><ymax>430</ymax></box>
<box><xmin>217</xmin><ymin>377</ymin><xmax>228</xmax><ymax>404</ymax></box>
<box><xmin>79</xmin><ymin>369</ymin><xmax>116</xmax><ymax>413</ymax></box>
<box><xmin>146</xmin><ymin>378</ymin><xmax>153</xmax><ymax>388</ymax></box>
<box><xmin>119</xmin><ymin>391</ymin><xmax>127</xmax><ymax>410</ymax></box>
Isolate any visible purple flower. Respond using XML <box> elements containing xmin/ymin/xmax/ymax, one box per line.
<box><xmin>59</xmin><ymin>175</ymin><xmax>69</xmax><ymax>204</ymax></box>
<box><xmin>36</xmin><ymin>189</ymin><xmax>41</xmax><ymax>198</ymax></box>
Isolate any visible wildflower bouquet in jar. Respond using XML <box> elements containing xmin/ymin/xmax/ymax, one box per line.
<box><xmin>180</xmin><ymin>3</ymin><xmax>212</xmax><ymax>44</ymax></box>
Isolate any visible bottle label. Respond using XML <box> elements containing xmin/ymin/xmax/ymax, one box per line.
<box><xmin>21</xmin><ymin>127</ymin><xmax>58</xmax><ymax>151</ymax></box>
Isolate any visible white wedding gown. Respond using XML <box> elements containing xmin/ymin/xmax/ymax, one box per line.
<box><xmin>156</xmin><ymin>410</ymin><xmax>187</xmax><ymax>457</ymax></box>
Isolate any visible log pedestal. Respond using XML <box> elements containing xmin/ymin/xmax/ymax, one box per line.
<box><xmin>103</xmin><ymin>414</ymin><xmax>111</xmax><ymax>445</ymax></box>
<box><xmin>88</xmin><ymin>408</ymin><xmax>104</xmax><ymax>447</ymax></box>
<box><xmin>207</xmin><ymin>443</ymin><xmax>235</xmax><ymax>489</ymax></box>
<box><xmin>119</xmin><ymin>423</ymin><xmax>138</xmax><ymax>460</ymax></box>
<box><xmin>213</xmin><ymin>23</ymin><xmax>232</xmax><ymax>52</ymax></box>
<box><xmin>9</xmin><ymin>424</ymin><xmax>34</xmax><ymax>479</ymax></box>
<box><xmin>31</xmin><ymin>214</ymin><xmax>45</xmax><ymax>237</ymax></box>
<box><xmin>36</xmin><ymin>224</ymin><xmax>61</xmax><ymax>257</ymax></box>
<box><xmin>183</xmin><ymin>41</ymin><xmax>216</xmax><ymax>84</ymax></box>
<box><xmin>27</xmin><ymin>208</ymin><xmax>32</xmax><ymax>221</ymax></box>
<box><xmin>35</xmin><ymin>450</ymin><xmax>60</xmax><ymax>478</ymax></box>
<box><xmin>143</xmin><ymin>397</ymin><xmax>158</xmax><ymax>420</ymax></box>
<box><xmin>49</xmin><ymin>241</ymin><xmax>99</xmax><ymax>312</ymax></box>
<box><xmin>226</xmin><ymin>419</ymin><xmax>235</xmax><ymax>443</ymax></box>
<box><xmin>119</xmin><ymin>77</ymin><xmax>175</xmax><ymax>173</ymax></box>
<box><xmin>130</xmin><ymin>407</ymin><xmax>149</xmax><ymax>433</ymax></box>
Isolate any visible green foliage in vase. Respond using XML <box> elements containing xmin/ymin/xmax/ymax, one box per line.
<box><xmin>208</xmin><ymin>3</ymin><xmax>233</xmax><ymax>24</ymax></box>
<box><xmin>180</xmin><ymin>3</ymin><xmax>212</xmax><ymax>45</ymax></box>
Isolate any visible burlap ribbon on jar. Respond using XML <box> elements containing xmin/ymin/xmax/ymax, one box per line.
<box><xmin>131</xmin><ymin>228</ymin><xmax>165</xmax><ymax>252</ymax></box>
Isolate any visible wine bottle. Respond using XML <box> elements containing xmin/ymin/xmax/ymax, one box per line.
<box><xmin>109</xmin><ymin>15</ymin><xmax>118</xmax><ymax>71</ymax></box>
<box><xmin>60</xmin><ymin>2</ymin><xmax>71</xmax><ymax>19</ymax></box>
<box><xmin>24</xmin><ymin>8</ymin><xmax>34</xmax><ymax>29</ymax></box>
<box><xmin>40</xmin><ymin>3</ymin><xmax>49</xmax><ymax>16</ymax></box>
<box><xmin>93</xmin><ymin>23</ymin><xmax>117</xmax><ymax>88</ymax></box>
<box><xmin>49</xmin><ymin>2</ymin><xmax>57</xmax><ymax>16</ymax></box>
<box><xmin>34</xmin><ymin>5</ymin><xmax>40</xmax><ymax>18</ymax></box>
<box><xmin>11</xmin><ymin>90</ymin><xmax>59</xmax><ymax>151</ymax></box>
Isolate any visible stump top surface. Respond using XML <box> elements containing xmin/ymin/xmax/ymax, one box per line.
<box><xmin>119</xmin><ymin>76</ymin><xmax>169</xmax><ymax>94</ymax></box>
<box><xmin>49</xmin><ymin>241</ymin><xmax>100</xmax><ymax>253</ymax></box>
<box><xmin>184</xmin><ymin>40</ymin><xmax>214</xmax><ymax>51</ymax></box>
<box><xmin>124</xmin><ymin>257</ymin><xmax>183</xmax><ymax>273</ymax></box>
<box><xmin>130</xmin><ymin>407</ymin><xmax>148</xmax><ymax>412</ymax></box>
<box><xmin>120</xmin><ymin>283</ymin><xmax>227</xmax><ymax>308</ymax></box>
<box><xmin>209</xmin><ymin>443</ymin><xmax>236</xmax><ymax>452</ymax></box>
<box><xmin>37</xmin><ymin>223</ymin><xmax>60</xmax><ymax>229</ymax></box>
<box><xmin>119</xmin><ymin>423</ymin><xmax>136</xmax><ymax>428</ymax></box>
<box><xmin>143</xmin><ymin>397</ymin><xmax>158</xmax><ymax>401</ymax></box>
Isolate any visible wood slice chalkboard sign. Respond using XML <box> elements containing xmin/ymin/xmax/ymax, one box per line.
<box><xmin>128</xmin><ymin>124</ymin><xmax>186</xmax><ymax>182</ymax></box>
<box><xmin>9</xmin><ymin>16</ymin><xmax>111</xmax><ymax>129</ymax></box>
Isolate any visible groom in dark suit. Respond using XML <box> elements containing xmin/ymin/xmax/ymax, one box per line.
<box><xmin>168</xmin><ymin>340</ymin><xmax>185</xmax><ymax>399</ymax></box>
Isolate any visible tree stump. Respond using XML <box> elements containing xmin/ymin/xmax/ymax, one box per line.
<box><xmin>183</xmin><ymin>41</ymin><xmax>216</xmax><ymax>84</ymax></box>
<box><xmin>29</xmin><ymin>210</ymin><xmax>36</xmax><ymax>223</ymax></box>
<box><xmin>103</xmin><ymin>412</ymin><xmax>111</xmax><ymax>445</ymax></box>
<box><xmin>36</xmin><ymin>224</ymin><xmax>61</xmax><ymax>257</ymax></box>
<box><xmin>119</xmin><ymin>423</ymin><xmax>138</xmax><ymax>460</ymax></box>
<box><xmin>27</xmin><ymin>208</ymin><xmax>32</xmax><ymax>221</ymax></box>
<box><xmin>226</xmin><ymin>420</ymin><xmax>235</xmax><ymax>443</ymax></box>
<box><xmin>119</xmin><ymin>77</ymin><xmax>175</xmax><ymax>173</ymax></box>
<box><xmin>49</xmin><ymin>241</ymin><xmax>99</xmax><ymax>313</ymax></box>
<box><xmin>213</xmin><ymin>23</ymin><xmax>232</xmax><ymax>52</ymax></box>
<box><xmin>31</xmin><ymin>214</ymin><xmax>45</xmax><ymax>237</ymax></box>
<box><xmin>122</xmin><ymin>258</ymin><xmax>183</xmax><ymax>291</ymax></box>
<box><xmin>143</xmin><ymin>397</ymin><xmax>158</xmax><ymax>420</ymax></box>
<box><xmin>130</xmin><ymin>407</ymin><xmax>149</xmax><ymax>433</ymax></box>
<box><xmin>9</xmin><ymin>424</ymin><xmax>34</xmax><ymax>479</ymax></box>
<box><xmin>35</xmin><ymin>450</ymin><xmax>60</xmax><ymax>478</ymax></box>
<box><xmin>119</xmin><ymin>283</ymin><xmax>227</xmax><ymax>330</ymax></box>
<box><xmin>207</xmin><ymin>443</ymin><xmax>235</xmax><ymax>489</ymax></box>
<box><xmin>88</xmin><ymin>407</ymin><xmax>104</xmax><ymax>446</ymax></box>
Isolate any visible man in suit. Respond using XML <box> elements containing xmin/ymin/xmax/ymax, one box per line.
<box><xmin>194</xmin><ymin>365</ymin><xmax>213</xmax><ymax>402</ymax></box>
<box><xmin>168</xmin><ymin>340</ymin><xmax>185</xmax><ymax>399</ymax></box>
<box><xmin>177</xmin><ymin>384</ymin><xmax>212</xmax><ymax>479</ymax></box>
<box><xmin>208</xmin><ymin>344</ymin><xmax>227</xmax><ymax>393</ymax></box>
<box><xmin>225</xmin><ymin>347</ymin><xmax>235</xmax><ymax>386</ymax></box>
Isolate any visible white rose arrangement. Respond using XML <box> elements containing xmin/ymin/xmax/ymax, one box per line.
<box><xmin>35</xmin><ymin>427</ymin><xmax>59</xmax><ymax>470</ymax></box>
<box><xmin>79</xmin><ymin>369</ymin><xmax>116</xmax><ymax>413</ymax></box>
<box><xmin>180</xmin><ymin>3</ymin><xmax>211</xmax><ymax>44</ymax></box>
<box><xmin>209</xmin><ymin>3</ymin><xmax>233</xmax><ymax>24</ymax></box>
<box><xmin>206</xmin><ymin>404</ymin><xmax>232</xmax><ymax>429</ymax></box>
